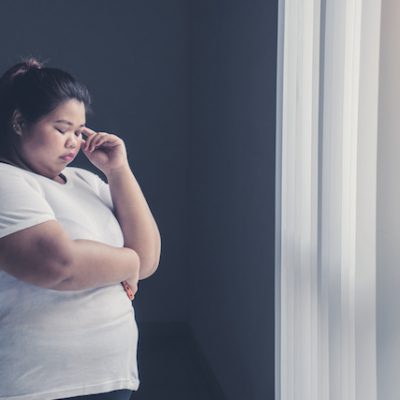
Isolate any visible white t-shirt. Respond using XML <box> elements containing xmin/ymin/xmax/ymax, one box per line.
<box><xmin>0</xmin><ymin>162</ymin><xmax>140</xmax><ymax>400</ymax></box>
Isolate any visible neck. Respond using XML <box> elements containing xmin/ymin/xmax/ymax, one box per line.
<box><xmin>0</xmin><ymin>146</ymin><xmax>65</xmax><ymax>182</ymax></box>
<box><xmin>0</xmin><ymin>145</ymin><xmax>35</xmax><ymax>173</ymax></box>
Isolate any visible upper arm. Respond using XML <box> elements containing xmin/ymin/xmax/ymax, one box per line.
<box><xmin>0</xmin><ymin>219</ymin><xmax>73</xmax><ymax>288</ymax></box>
<box><xmin>0</xmin><ymin>170</ymin><xmax>72</xmax><ymax>288</ymax></box>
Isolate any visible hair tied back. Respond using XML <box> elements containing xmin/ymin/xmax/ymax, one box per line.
<box><xmin>10</xmin><ymin>57</ymin><xmax>45</xmax><ymax>80</ymax></box>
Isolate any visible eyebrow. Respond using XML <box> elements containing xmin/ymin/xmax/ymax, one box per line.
<box><xmin>54</xmin><ymin>119</ymin><xmax>86</xmax><ymax>127</ymax></box>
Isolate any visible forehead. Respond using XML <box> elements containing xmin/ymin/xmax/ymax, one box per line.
<box><xmin>46</xmin><ymin>99</ymin><xmax>86</xmax><ymax>125</ymax></box>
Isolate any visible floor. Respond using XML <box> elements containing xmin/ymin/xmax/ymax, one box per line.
<box><xmin>132</xmin><ymin>322</ymin><xmax>226</xmax><ymax>400</ymax></box>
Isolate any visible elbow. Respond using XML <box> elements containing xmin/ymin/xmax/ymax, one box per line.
<box><xmin>138</xmin><ymin>230</ymin><xmax>161</xmax><ymax>281</ymax></box>
<box><xmin>152</xmin><ymin>230</ymin><xmax>161</xmax><ymax>271</ymax></box>
<box><xmin>139</xmin><ymin>265</ymin><xmax>158</xmax><ymax>280</ymax></box>
<box><xmin>150</xmin><ymin>256</ymin><xmax>160</xmax><ymax>276</ymax></box>
<box><xmin>138</xmin><ymin>255</ymin><xmax>160</xmax><ymax>280</ymax></box>
<box><xmin>149</xmin><ymin>237</ymin><xmax>161</xmax><ymax>276</ymax></box>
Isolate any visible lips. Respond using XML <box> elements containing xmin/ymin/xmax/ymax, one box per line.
<box><xmin>60</xmin><ymin>152</ymin><xmax>76</xmax><ymax>161</ymax></box>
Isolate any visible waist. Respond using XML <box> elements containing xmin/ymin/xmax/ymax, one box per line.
<box><xmin>0</xmin><ymin>271</ymin><xmax>136</xmax><ymax>332</ymax></box>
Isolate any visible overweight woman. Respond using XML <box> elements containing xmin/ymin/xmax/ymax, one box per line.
<box><xmin>0</xmin><ymin>58</ymin><xmax>161</xmax><ymax>400</ymax></box>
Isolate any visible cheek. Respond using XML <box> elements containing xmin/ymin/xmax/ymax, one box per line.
<box><xmin>23</xmin><ymin>133</ymin><xmax>48</xmax><ymax>149</ymax></box>
<box><xmin>32</xmin><ymin>132</ymin><xmax>62</xmax><ymax>153</ymax></box>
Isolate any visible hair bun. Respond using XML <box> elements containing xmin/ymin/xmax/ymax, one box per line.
<box><xmin>24</xmin><ymin>57</ymin><xmax>44</xmax><ymax>70</ymax></box>
<box><xmin>10</xmin><ymin>57</ymin><xmax>45</xmax><ymax>80</ymax></box>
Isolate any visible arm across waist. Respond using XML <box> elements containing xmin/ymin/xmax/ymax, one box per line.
<box><xmin>53</xmin><ymin>238</ymin><xmax>140</xmax><ymax>291</ymax></box>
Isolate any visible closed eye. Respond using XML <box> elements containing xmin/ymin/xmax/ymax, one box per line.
<box><xmin>56</xmin><ymin>128</ymin><xmax>82</xmax><ymax>137</ymax></box>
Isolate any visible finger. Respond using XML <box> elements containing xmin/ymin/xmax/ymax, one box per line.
<box><xmin>82</xmin><ymin>126</ymin><xmax>97</xmax><ymax>134</ymax></box>
<box><xmin>92</xmin><ymin>136</ymin><xmax>113</xmax><ymax>150</ymax></box>
<box><xmin>89</xmin><ymin>133</ymin><xmax>107</xmax><ymax>152</ymax></box>
<box><xmin>84</xmin><ymin>132</ymin><xmax>101</xmax><ymax>151</ymax></box>
<box><xmin>81</xmin><ymin>132</ymin><xmax>92</xmax><ymax>149</ymax></box>
<box><xmin>94</xmin><ymin>136</ymin><xmax>119</xmax><ymax>149</ymax></box>
<box><xmin>81</xmin><ymin>131</ymin><xmax>94</xmax><ymax>139</ymax></box>
<box><xmin>88</xmin><ymin>134</ymin><xmax>100</xmax><ymax>152</ymax></box>
<box><xmin>81</xmin><ymin>127</ymin><xmax>97</xmax><ymax>139</ymax></box>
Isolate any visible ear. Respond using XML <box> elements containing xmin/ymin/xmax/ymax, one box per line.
<box><xmin>11</xmin><ymin>109</ymin><xmax>26</xmax><ymax>135</ymax></box>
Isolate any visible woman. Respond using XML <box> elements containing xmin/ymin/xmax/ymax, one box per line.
<box><xmin>0</xmin><ymin>57</ymin><xmax>161</xmax><ymax>400</ymax></box>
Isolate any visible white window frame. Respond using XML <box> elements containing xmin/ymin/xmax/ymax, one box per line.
<box><xmin>275</xmin><ymin>1</ymin><xmax>382</xmax><ymax>400</ymax></box>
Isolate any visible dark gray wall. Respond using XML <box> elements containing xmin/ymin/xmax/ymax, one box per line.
<box><xmin>0</xmin><ymin>0</ymin><xmax>190</xmax><ymax>323</ymax></box>
<box><xmin>0</xmin><ymin>1</ymin><xmax>277</xmax><ymax>399</ymax></box>
<box><xmin>188</xmin><ymin>1</ymin><xmax>277</xmax><ymax>399</ymax></box>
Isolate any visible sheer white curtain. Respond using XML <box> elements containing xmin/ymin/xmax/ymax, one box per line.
<box><xmin>275</xmin><ymin>1</ymin><xmax>381</xmax><ymax>400</ymax></box>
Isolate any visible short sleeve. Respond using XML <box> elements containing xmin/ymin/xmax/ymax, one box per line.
<box><xmin>68</xmin><ymin>167</ymin><xmax>114</xmax><ymax>211</ymax></box>
<box><xmin>0</xmin><ymin>171</ymin><xmax>57</xmax><ymax>239</ymax></box>
<box><xmin>94</xmin><ymin>174</ymin><xmax>114</xmax><ymax>211</ymax></box>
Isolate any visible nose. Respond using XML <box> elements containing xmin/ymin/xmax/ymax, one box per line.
<box><xmin>66</xmin><ymin>134</ymin><xmax>78</xmax><ymax>149</ymax></box>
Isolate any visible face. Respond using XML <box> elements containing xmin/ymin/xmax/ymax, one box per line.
<box><xmin>15</xmin><ymin>98</ymin><xmax>86</xmax><ymax>179</ymax></box>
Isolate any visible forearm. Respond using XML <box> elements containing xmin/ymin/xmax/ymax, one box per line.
<box><xmin>106</xmin><ymin>163</ymin><xmax>161</xmax><ymax>279</ymax></box>
<box><xmin>51</xmin><ymin>238</ymin><xmax>140</xmax><ymax>291</ymax></box>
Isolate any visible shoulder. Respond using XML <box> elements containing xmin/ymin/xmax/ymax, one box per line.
<box><xmin>66</xmin><ymin>166</ymin><xmax>98</xmax><ymax>182</ymax></box>
<box><xmin>0</xmin><ymin>164</ymin><xmax>56</xmax><ymax>237</ymax></box>
<box><xmin>0</xmin><ymin>162</ymin><xmax>29</xmax><ymax>178</ymax></box>
<box><xmin>66</xmin><ymin>166</ymin><xmax>108</xmax><ymax>192</ymax></box>
<box><xmin>0</xmin><ymin>163</ymin><xmax>44</xmax><ymax>193</ymax></box>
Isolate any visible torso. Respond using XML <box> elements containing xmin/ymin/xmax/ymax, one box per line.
<box><xmin>0</xmin><ymin>164</ymin><xmax>139</xmax><ymax>396</ymax></box>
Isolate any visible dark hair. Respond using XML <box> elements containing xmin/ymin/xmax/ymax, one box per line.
<box><xmin>0</xmin><ymin>56</ymin><xmax>93</xmax><ymax>154</ymax></box>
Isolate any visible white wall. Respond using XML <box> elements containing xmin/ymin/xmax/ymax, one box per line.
<box><xmin>376</xmin><ymin>1</ymin><xmax>400</xmax><ymax>399</ymax></box>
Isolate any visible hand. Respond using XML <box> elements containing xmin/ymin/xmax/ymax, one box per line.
<box><xmin>80</xmin><ymin>126</ymin><xmax>129</xmax><ymax>175</ymax></box>
<box><xmin>121</xmin><ymin>279</ymin><xmax>138</xmax><ymax>300</ymax></box>
<box><xmin>122</xmin><ymin>263</ymin><xmax>140</xmax><ymax>300</ymax></box>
